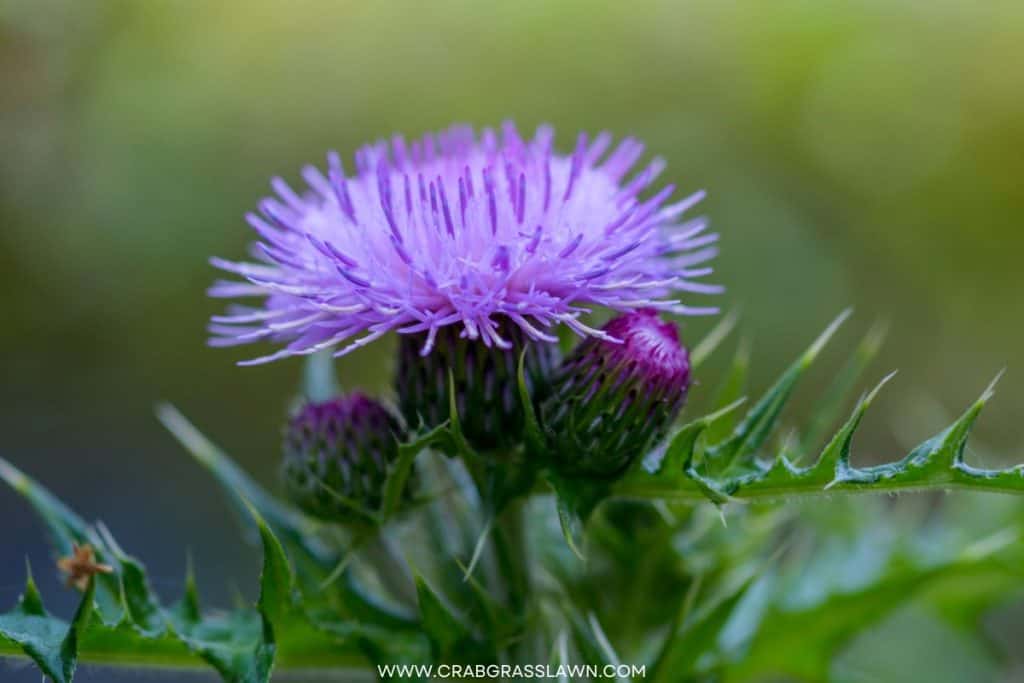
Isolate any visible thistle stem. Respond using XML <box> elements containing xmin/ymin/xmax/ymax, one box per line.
<box><xmin>493</xmin><ymin>498</ymin><xmax>530</xmax><ymax>611</ymax></box>
<box><xmin>364</xmin><ymin>533</ymin><xmax>417</xmax><ymax>606</ymax></box>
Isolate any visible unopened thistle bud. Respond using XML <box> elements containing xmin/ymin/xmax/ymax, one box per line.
<box><xmin>541</xmin><ymin>309</ymin><xmax>690</xmax><ymax>477</ymax></box>
<box><xmin>282</xmin><ymin>394</ymin><xmax>408</xmax><ymax>522</ymax></box>
<box><xmin>395</xmin><ymin>321</ymin><xmax>559</xmax><ymax>452</ymax></box>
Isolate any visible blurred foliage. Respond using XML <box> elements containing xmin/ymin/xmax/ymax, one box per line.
<box><xmin>4</xmin><ymin>326</ymin><xmax>1024</xmax><ymax>681</ymax></box>
<box><xmin>1</xmin><ymin>0</ymin><xmax>1023</xmax><ymax>680</ymax></box>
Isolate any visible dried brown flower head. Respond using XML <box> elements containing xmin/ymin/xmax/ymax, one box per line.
<box><xmin>57</xmin><ymin>543</ymin><xmax>113</xmax><ymax>591</ymax></box>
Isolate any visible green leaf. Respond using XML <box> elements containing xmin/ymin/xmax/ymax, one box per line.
<box><xmin>0</xmin><ymin>450</ymin><xmax>371</xmax><ymax>682</ymax></box>
<box><xmin>248</xmin><ymin>503</ymin><xmax>294</xmax><ymax>625</ymax></box>
<box><xmin>704</xmin><ymin>339</ymin><xmax>751</xmax><ymax>442</ymax></box>
<box><xmin>445</xmin><ymin>369</ymin><xmax>477</xmax><ymax>460</ymax></box>
<box><xmin>413</xmin><ymin>574</ymin><xmax>476</xmax><ymax>661</ymax></box>
<box><xmin>726</xmin><ymin>539</ymin><xmax>1023</xmax><ymax>682</ymax></box>
<box><xmin>651</xmin><ymin>570</ymin><xmax>759</xmax><ymax>682</ymax></box>
<box><xmin>0</xmin><ymin>568</ymin><xmax>91</xmax><ymax>683</ymax></box>
<box><xmin>158</xmin><ymin>404</ymin><xmax>418</xmax><ymax>633</ymax></box>
<box><xmin>619</xmin><ymin>398</ymin><xmax>747</xmax><ymax>505</ymax></box>
<box><xmin>547</xmin><ymin>472</ymin><xmax>612</xmax><ymax>560</ymax></box>
<box><xmin>156</xmin><ymin>404</ymin><xmax>334</xmax><ymax>566</ymax></box>
<box><xmin>708</xmin><ymin>309</ymin><xmax>851</xmax><ymax>473</ymax></box>
<box><xmin>518</xmin><ymin>348</ymin><xmax>547</xmax><ymax>457</ymax></box>
<box><xmin>565</xmin><ymin>608</ymin><xmax>627</xmax><ymax>681</ymax></box>
<box><xmin>797</xmin><ymin>321</ymin><xmax>887</xmax><ymax>458</ymax></box>
<box><xmin>383</xmin><ymin>421</ymin><xmax>454</xmax><ymax>519</ymax></box>
<box><xmin>616</xmin><ymin>319</ymin><xmax>1024</xmax><ymax>503</ymax></box>
<box><xmin>0</xmin><ymin>458</ymin><xmax>123</xmax><ymax>623</ymax></box>
<box><xmin>690</xmin><ymin>309</ymin><xmax>740</xmax><ymax>369</ymax></box>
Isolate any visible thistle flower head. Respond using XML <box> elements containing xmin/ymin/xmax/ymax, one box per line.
<box><xmin>541</xmin><ymin>309</ymin><xmax>690</xmax><ymax>477</ymax></box>
<box><xmin>281</xmin><ymin>393</ymin><xmax>408</xmax><ymax>522</ymax></box>
<box><xmin>210</xmin><ymin>123</ymin><xmax>720</xmax><ymax>364</ymax></box>
<box><xmin>396</xmin><ymin>320</ymin><xmax>560</xmax><ymax>452</ymax></box>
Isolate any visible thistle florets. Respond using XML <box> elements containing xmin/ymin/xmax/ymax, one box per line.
<box><xmin>541</xmin><ymin>309</ymin><xmax>690</xmax><ymax>477</ymax></box>
<box><xmin>209</xmin><ymin>123</ymin><xmax>719</xmax><ymax>366</ymax></box>
<box><xmin>281</xmin><ymin>393</ymin><xmax>408</xmax><ymax>522</ymax></box>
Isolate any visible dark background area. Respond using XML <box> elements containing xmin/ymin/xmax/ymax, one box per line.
<box><xmin>2</xmin><ymin>1</ymin><xmax>1022</xmax><ymax>680</ymax></box>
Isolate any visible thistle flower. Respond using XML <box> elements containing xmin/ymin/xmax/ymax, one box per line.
<box><xmin>541</xmin><ymin>309</ymin><xmax>690</xmax><ymax>477</ymax></box>
<box><xmin>281</xmin><ymin>394</ymin><xmax>408</xmax><ymax>522</ymax></box>
<box><xmin>209</xmin><ymin>123</ymin><xmax>721</xmax><ymax>365</ymax></box>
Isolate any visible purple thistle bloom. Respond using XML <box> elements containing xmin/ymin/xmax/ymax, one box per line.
<box><xmin>209</xmin><ymin>123</ymin><xmax>721</xmax><ymax>365</ymax></box>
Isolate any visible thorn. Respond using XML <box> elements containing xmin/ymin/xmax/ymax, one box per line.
<box><xmin>864</xmin><ymin>370</ymin><xmax>899</xmax><ymax>406</ymax></box>
<box><xmin>862</xmin><ymin>319</ymin><xmax>890</xmax><ymax>356</ymax></box>
<box><xmin>703</xmin><ymin>396</ymin><xmax>748</xmax><ymax>425</ymax></box>
<box><xmin>463</xmin><ymin>516</ymin><xmax>494</xmax><ymax>582</ymax></box>
<box><xmin>690</xmin><ymin>309</ymin><xmax>740</xmax><ymax>368</ymax></box>
<box><xmin>319</xmin><ymin>549</ymin><xmax>358</xmax><ymax>591</ymax></box>
<box><xmin>803</xmin><ymin>308</ymin><xmax>853</xmax><ymax>366</ymax></box>
<box><xmin>652</xmin><ymin>500</ymin><xmax>677</xmax><ymax>525</ymax></box>
<box><xmin>960</xmin><ymin>526</ymin><xmax>1018</xmax><ymax>562</ymax></box>
<box><xmin>981</xmin><ymin>368</ymin><xmax>1007</xmax><ymax>404</ymax></box>
<box><xmin>95</xmin><ymin>521</ymin><xmax>126</xmax><ymax>559</ymax></box>
<box><xmin>185</xmin><ymin>548</ymin><xmax>196</xmax><ymax>583</ymax></box>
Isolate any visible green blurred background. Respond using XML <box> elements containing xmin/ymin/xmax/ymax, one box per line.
<box><xmin>2</xmin><ymin>0</ymin><xmax>1022</xmax><ymax>680</ymax></box>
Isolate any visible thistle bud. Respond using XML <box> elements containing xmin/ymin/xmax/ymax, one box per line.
<box><xmin>395</xmin><ymin>321</ymin><xmax>559</xmax><ymax>452</ymax></box>
<box><xmin>541</xmin><ymin>309</ymin><xmax>690</xmax><ymax>477</ymax></box>
<box><xmin>282</xmin><ymin>394</ymin><xmax>408</xmax><ymax>522</ymax></box>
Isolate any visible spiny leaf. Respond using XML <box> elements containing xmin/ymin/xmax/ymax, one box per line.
<box><xmin>156</xmin><ymin>404</ymin><xmax>333</xmax><ymax>565</ymax></box>
<box><xmin>656</xmin><ymin>398</ymin><xmax>748</xmax><ymax>477</ymax></box>
<box><xmin>708</xmin><ymin>309</ymin><xmax>851</xmax><ymax>472</ymax></box>
<box><xmin>649</xmin><ymin>575</ymin><xmax>702</xmax><ymax>682</ymax></box>
<box><xmin>413</xmin><ymin>573</ymin><xmax>476</xmax><ymax>660</ymax></box>
<box><xmin>546</xmin><ymin>472</ymin><xmax>612</xmax><ymax>560</ymax></box>
<box><xmin>616</xmin><ymin>319</ymin><xmax>1024</xmax><ymax>503</ymax></box>
<box><xmin>585</xmin><ymin>613</ymin><xmax>626</xmax><ymax>681</ymax></box>
<box><xmin>619</xmin><ymin>398</ymin><xmax>746</xmax><ymax>505</ymax></box>
<box><xmin>564</xmin><ymin>608</ymin><xmax>626</xmax><ymax>678</ymax></box>
<box><xmin>158</xmin><ymin>404</ymin><xmax>416</xmax><ymax>634</ymax></box>
<box><xmin>690</xmin><ymin>309</ymin><xmax>740</xmax><ymax>369</ymax></box>
<box><xmin>171</xmin><ymin>555</ymin><xmax>201</xmax><ymax>625</ymax></box>
<box><xmin>61</xmin><ymin>575</ymin><xmax>96</xmax><ymax>679</ymax></box>
<box><xmin>0</xmin><ymin>568</ymin><xmax>85</xmax><ymax>683</ymax></box>
<box><xmin>0</xmin><ymin>459</ymin><xmax>89</xmax><ymax>550</ymax></box>
<box><xmin>0</xmin><ymin>458</ymin><xmax>123</xmax><ymax>623</ymax></box>
<box><xmin>518</xmin><ymin>348</ymin><xmax>547</xmax><ymax>457</ymax></box>
<box><xmin>797</xmin><ymin>321</ymin><xmax>887</xmax><ymax>458</ymax></box>
<box><xmin>446</xmin><ymin>369</ymin><xmax>475</xmax><ymax>459</ymax></box>
<box><xmin>452</xmin><ymin>557</ymin><xmax>521</xmax><ymax>649</ymax></box>
<box><xmin>248</xmin><ymin>502</ymin><xmax>294</xmax><ymax>625</ymax></box>
<box><xmin>1</xmin><ymin>452</ymin><xmax>370</xmax><ymax>682</ymax></box>
<box><xmin>461</xmin><ymin>514</ymin><xmax>494</xmax><ymax>582</ymax></box>
<box><xmin>705</xmin><ymin>339</ymin><xmax>751</xmax><ymax>441</ymax></box>
<box><xmin>813</xmin><ymin>371</ymin><xmax>897</xmax><ymax>482</ymax></box>
<box><xmin>384</xmin><ymin>421</ymin><xmax>454</xmax><ymax>519</ymax></box>
<box><xmin>726</xmin><ymin>531</ymin><xmax>1024</xmax><ymax>682</ymax></box>
<box><xmin>549</xmin><ymin>631</ymin><xmax>571</xmax><ymax>683</ymax></box>
<box><xmin>118</xmin><ymin>556</ymin><xmax>167</xmax><ymax>637</ymax></box>
<box><xmin>651</xmin><ymin>570</ymin><xmax>759</xmax><ymax>682</ymax></box>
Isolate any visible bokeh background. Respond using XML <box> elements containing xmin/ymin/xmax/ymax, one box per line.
<box><xmin>2</xmin><ymin>1</ymin><xmax>1022</xmax><ymax>680</ymax></box>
